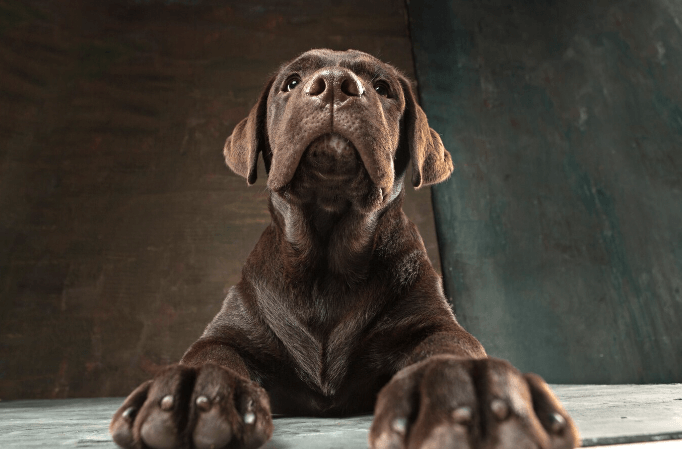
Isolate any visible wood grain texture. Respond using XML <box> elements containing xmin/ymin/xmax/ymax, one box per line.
<box><xmin>0</xmin><ymin>0</ymin><xmax>440</xmax><ymax>400</ymax></box>
<box><xmin>408</xmin><ymin>0</ymin><xmax>682</xmax><ymax>383</ymax></box>
<box><xmin>1</xmin><ymin>385</ymin><xmax>681</xmax><ymax>447</ymax></box>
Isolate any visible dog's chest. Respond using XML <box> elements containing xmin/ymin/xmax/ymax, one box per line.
<box><xmin>264</xmin><ymin>280</ymin><xmax>371</xmax><ymax>396</ymax></box>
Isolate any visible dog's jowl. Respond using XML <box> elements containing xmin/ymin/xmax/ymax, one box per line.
<box><xmin>110</xmin><ymin>49</ymin><xmax>579</xmax><ymax>449</ymax></box>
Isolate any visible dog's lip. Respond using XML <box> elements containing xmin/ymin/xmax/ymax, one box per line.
<box><xmin>267</xmin><ymin>130</ymin><xmax>393</xmax><ymax>193</ymax></box>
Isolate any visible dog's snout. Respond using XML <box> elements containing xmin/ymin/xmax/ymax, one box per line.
<box><xmin>305</xmin><ymin>69</ymin><xmax>363</xmax><ymax>103</ymax></box>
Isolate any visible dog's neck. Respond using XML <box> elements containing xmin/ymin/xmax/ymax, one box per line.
<box><xmin>268</xmin><ymin>185</ymin><xmax>405</xmax><ymax>279</ymax></box>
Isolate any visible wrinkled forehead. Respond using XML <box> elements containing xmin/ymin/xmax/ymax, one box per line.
<box><xmin>279</xmin><ymin>49</ymin><xmax>399</xmax><ymax>79</ymax></box>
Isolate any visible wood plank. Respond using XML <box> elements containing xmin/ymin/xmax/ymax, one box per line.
<box><xmin>0</xmin><ymin>385</ymin><xmax>680</xmax><ymax>448</ymax></box>
<box><xmin>559</xmin><ymin>384</ymin><xmax>682</xmax><ymax>446</ymax></box>
<box><xmin>599</xmin><ymin>443</ymin><xmax>682</xmax><ymax>449</ymax></box>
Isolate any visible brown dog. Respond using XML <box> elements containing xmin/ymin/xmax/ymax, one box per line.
<box><xmin>110</xmin><ymin>49</ymin><xmax>579</xmax><ymax>449</ymax></box>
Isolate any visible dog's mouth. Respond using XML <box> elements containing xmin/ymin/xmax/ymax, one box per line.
<box><xmin>279</xmin><ymin>132</ymin><xmax>387</xmax><ymax>211</ymax></box>
<box><xmin>298</xmin><ymin>133</ymin><xmax>362</xmax><ymax>180</ymax></box>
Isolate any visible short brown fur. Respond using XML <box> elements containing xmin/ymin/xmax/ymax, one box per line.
<box><xmin>111</xmin><ymin>49</ymin><xmax>579</xmax><ymax>449</ymax></box>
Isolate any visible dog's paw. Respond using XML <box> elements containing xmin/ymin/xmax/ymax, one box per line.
<box><xmin>369</xmin><ymin>356</ymin><xmax>579</xmax><ymax>449</ymax></box>
<box><xmin>110</xmin><ymin>363</ymin><xmax>272</xmax><ymax>449</ymax></box>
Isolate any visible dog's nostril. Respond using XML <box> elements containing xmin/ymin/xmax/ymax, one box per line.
<box><xmin>340</xmin><ymin>78</ymin><xmax>362</xmax><ymax>97</ymax></box>
<box><xmin>307</xmin><ymin>77</ymin><xmax>326</xmax><ymax>96</ymax></box>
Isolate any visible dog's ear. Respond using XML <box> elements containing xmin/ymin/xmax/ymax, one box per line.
<box><xmin>223</xmin><ymin>77</ymin><xmax>275</xmax><ymax>185</ymax></box>
<box><xmin>399</xmin><ymin>77</ymin><xmax>454</xmax><ymax>188</ymax></box>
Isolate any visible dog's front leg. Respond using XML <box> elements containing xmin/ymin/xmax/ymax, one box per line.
<box><xmin>368</xmin><ymin>334</ymin><xmax>579</xmax><ymax>449</ymax></box>
<box><xmin>110</xmin><ymin>340</ymin><xmax>272</xmax><ymax>449</ymax></box>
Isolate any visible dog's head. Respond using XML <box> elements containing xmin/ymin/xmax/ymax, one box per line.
<box><xmin>224</xmin><ymin>49</ymin><xmax>452</xmax><ymax>209</ymax></box>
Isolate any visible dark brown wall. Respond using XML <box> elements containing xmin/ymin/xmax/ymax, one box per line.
<box><xmin>0</xmin><ymin>0</ymin><xmax>441</xmax><ymax>400</ymax></box>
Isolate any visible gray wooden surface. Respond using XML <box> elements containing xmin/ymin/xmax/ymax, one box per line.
<box><xmin>0</xmin><ymin>385</ymin><xmax>680</xmax><ymax>448</ymax></box>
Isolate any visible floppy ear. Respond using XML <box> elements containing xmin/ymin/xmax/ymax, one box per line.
<box><xmin>399</xmin><ymin>77</ymin><xmax>454</xmax><ymax>188</ymax></box>
<box><xmin>223</xmin><ymin>77</ymin><xmax>274</xmax><ymax>185</ymax></box>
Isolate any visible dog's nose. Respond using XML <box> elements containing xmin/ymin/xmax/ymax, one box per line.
<box><xmin>305</xmin><ymin>68</ymin><xmax>363</xmax><ymax>103</ymax></box>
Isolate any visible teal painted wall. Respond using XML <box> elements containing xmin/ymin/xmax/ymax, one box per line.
<box><xmin>408</xmin><ymin>0</ymin><xmax>682</xmax><ymax>383</ymax></box>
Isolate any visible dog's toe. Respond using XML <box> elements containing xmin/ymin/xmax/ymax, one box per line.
<box><xmin>110</xmin><ymin>408</ymin><xmax>136</xmax><ymax>448</ymax></box>
<box><xmin>524</xmin><ymin>373</ymin><xmax>579</xmax><ymax>449</ymax></box>
<box><xmin>110</xmin><ymin>380</ymin><xmax>152</xmax><ymax>448</ymax></box>
<box><xmin>193</xmin><ymin>403</ymin><xmax>233</xmax><ymax>449</ymax></box>
<box><xmin>140</xmin><ymin>405</ymin><xmax>180</xmax><ymax>449</ymax></box>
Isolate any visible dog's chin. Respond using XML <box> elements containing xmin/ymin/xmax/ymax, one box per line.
<box><xmin>303</xmin><ymin>133</ymin><xmax>361</xmax><ymax>177</ymax></box>
<box><xmin>291</xmin><ymin>133</ymin><xmax>361</xmax><ymax>187</ymax></box>
<box><xmin>284</xmin><ymin>133</ymin><xmax>385</xmax><ymax>212</ymax></box>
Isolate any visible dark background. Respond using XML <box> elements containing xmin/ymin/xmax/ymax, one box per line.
<box><xmin>0</xmin><ymin>0</ymin><xmax>436</xmax><ymax>400</ymax></box>
<box><xmin>1</xmin><ymin>0</ymin><xmax>680</xmax><ymax>400</ymax></box>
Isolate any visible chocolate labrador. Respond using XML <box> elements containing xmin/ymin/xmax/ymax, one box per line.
<box><xmin>110</xmin><ymin>49</ymin><xmax>579</xmax><ymax>449</ymax></box>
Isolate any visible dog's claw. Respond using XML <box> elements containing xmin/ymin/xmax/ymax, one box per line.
<box><xmin>159</xmin><ymin>395</ymin><xmax>174</xmax><ymax>411</ymax></box>
<box><xmin>121</xmin><ymin>407</ymin><xmax>136</xmax><ymax>421</ymax></box>
<box><xmin>196</xmin><ymin>395</ymin><xmax>211</xmax><ymax>412</ymax></box>
<box><xmin>452</xmin><ymin>406</ymin><xmax>472</xmax><ymax>424</ymax></box>
<box><xmin>244</xmin><ymin>412</ymin><xmax>256</xmax><ymax>424</ymax></box>
<box><xmin>549</xmin><ymin>412</ymin><xmax>566</xmax><ymax>433</ymax></box>
<box><xmin>490</xmin><ymin>398</ymin><xmax>509</xmax><ymax>421</ymax></box>
<box><xmin>391</xmin><ymin>417</ymin><xmax>407</xmax><ymax>435</ymax></box>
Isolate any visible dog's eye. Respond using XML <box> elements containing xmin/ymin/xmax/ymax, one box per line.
<box><xmin>285</xmin><ymin>76</ymin><xmax>301</xmax><ymax>92</ymax></box>
<box><xmin>374</xmin><ymin>81</ymin><xmax>390</xmax><ymax>97</ymax></box>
